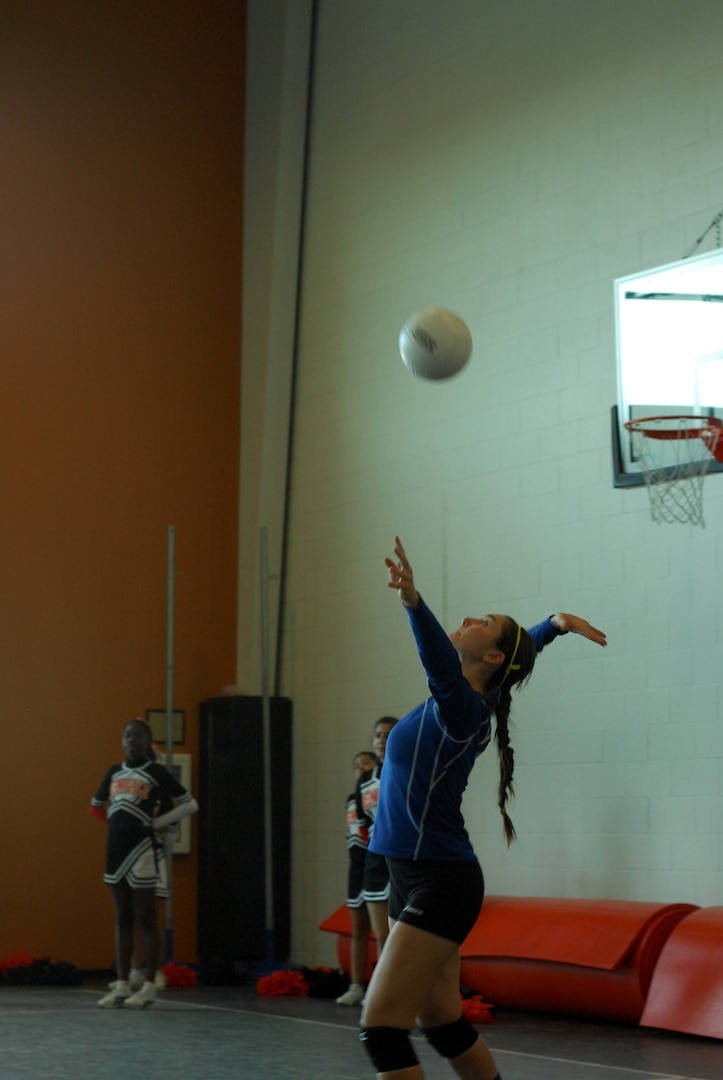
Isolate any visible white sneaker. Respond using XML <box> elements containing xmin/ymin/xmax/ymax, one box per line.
<box><xmin>123</xmin><ymin>984</ymin><xmax>155</xmax><ymax>1006</ymax></box>
<box><xmin>154</xmin><ymin>968</ymin><xmax>166</xmax><ymax>990</ymax></box>
<box><xmin>124</xmin><ymin>981</ymin><xmax>157</xmax><ymax>1009</ymax></box>
<box><xmin>336</xmin><ymin>983</ymin><xmax>364</xmax><ymax>1006</ymax></box>
<box><xmin>98</xmin><ymin>982</ymin><xmax>131</xmax><ymax>1008</ymax></box>
<box><xmin>122</xmin><ymin>984</ymin><xmax>156</xmax><ymax>1006</ymax></box>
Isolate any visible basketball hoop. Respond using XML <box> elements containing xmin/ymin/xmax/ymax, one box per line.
<box><xmin>624</xmin><ymin>415</ymin><xmax>722</xmax><ymax>526</ymax></box>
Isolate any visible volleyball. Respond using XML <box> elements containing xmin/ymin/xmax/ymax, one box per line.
<box><xmin>398</xmin><ymin>307</ymin><xmax>473</xmax><ymax>380</ymax></box>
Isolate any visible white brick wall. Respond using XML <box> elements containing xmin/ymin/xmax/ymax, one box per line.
<box><xmin>259</xmin><ymin>0</ymin><xmax>723</xmax><ymax>965</ymax></box>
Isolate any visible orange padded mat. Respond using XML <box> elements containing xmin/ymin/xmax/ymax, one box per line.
<box><xmin>640</xmin><ymin>906</ymin><xmax>723</xmax><ymax>1040</ymax></box>
<box><xmin>458</xmin><ymin>896</ymin><xmax>697</xmax><ymax>1023</ymax></box>
<box><xmin>320</xmin><ymin>896</ymin><xmax>698</xmax><ymax>1024</ymax></box>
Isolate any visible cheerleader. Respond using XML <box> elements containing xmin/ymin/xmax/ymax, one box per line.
<box><xmin>91</xmin><ymin>718</ymin><xmax>198</xmax><ymax>1009</ymax></box>
<box><xmin>336</xmin><ymin>749</ymin><xmax>379</xmax><ymax>1006</ymax></box>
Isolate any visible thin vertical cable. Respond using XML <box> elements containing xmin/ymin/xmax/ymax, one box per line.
<box><xmin>274</xmin><ymin>0</ymin><xmax>319</xmax><ymax>696</ymax></box>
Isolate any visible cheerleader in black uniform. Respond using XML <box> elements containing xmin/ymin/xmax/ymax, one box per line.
<box><xmin>336</xmin><ymin>750</ymin><xmax>379</xmax><ymax>1006</ymax></box>
<box><xmin>359</xmin><ymin>718</ymin><xmax>398</xmax><ymax>957</ymax></box>
<box><xmin>91</xmin><ymin>718</ymin><xmax>198</xmax><ymax>1009</ymax></box>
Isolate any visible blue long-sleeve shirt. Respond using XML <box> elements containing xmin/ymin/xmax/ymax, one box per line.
<box><xmin>369</xmin><ymin>599</ymin><xmax>561</xmax><ymax>862</ymax></box>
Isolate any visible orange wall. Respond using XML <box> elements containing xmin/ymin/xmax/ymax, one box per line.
<box><xmin>0</xmin><ymin>1</ymin><xmax>245</xmax><ymax>968</ymax></box>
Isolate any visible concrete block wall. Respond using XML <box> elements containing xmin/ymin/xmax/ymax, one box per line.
<box><xmin>269</xmin><ymin>0</ymin><xmax>723</xmax><ymax>965</ymax></box>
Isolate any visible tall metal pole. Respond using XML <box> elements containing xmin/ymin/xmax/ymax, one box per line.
<box><xmin>259</xmin><ymin>526</ymin><xmax>274</xmax><ymax>960</ymax></box>
<box><xmin>164</xmin><ymin>525</ymin><xmax>175</xmax><ymax>962</ymax></box>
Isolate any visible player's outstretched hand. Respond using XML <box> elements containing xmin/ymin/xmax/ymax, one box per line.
<box><xmin>384</xmin><ymin>535</ymin><xmax>420</xmax><ymax>610</ymax></box>
<box><xmin>551</xmin><ymin>612</ymin><xmax>607</xmax><ymax>646</ymax></box>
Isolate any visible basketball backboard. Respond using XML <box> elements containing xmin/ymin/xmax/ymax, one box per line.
<box><xmin>613</xmin><ymin>248</ymin><xmax>723</xmax><ymax>485</ymax></box>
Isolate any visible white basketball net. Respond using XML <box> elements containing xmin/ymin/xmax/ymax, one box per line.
<box><xmin>626</xmin><ymin>416</ymin><xmax>720</xmax><ymax>527</ymax></box>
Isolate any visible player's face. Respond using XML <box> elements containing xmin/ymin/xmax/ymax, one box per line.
<box><xmin>449</xmin><ymin>614</ymin><xmax>505</xmax><ymax>664</ymax></box>
<box><xmin>373</xmin><ymin>722</ymin><xmax>395</xmax><ymax>763</ymax></box>
<box><xmin>122</xmin><ymin>722</ymin><xmax>151</xmax><ymax>765</ymax></box>
<box><xmin>353</xmin><ymin>753</ymin><xmax>377</xmax><ymax>780</ymax></box>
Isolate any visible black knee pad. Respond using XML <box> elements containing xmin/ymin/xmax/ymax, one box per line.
<box><xmin>359</xmin><ymin>1026</ymin><xmax>419</xmax><ymax>1072</ymax></box>
<box><xmin>420</xmin><ymin>1015</ymin><xmax>478</xmax><ymax>1059</ymax></box>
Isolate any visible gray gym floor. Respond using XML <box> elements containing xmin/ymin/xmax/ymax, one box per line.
<box><xmin>1</xmin><ymin>979</ymin><xmax>721</xmax><ymax>1079</ymax></box>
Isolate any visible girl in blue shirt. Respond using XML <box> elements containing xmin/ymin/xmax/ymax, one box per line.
<box><xmin>360</xmin><ymin>537</ymin><xmax>606</xmax><ymax>1080</ymax></box>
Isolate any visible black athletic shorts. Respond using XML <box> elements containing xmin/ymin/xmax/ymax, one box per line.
<box><xmin>387</xmin><ymin>857</ymin><xmax>484</xmax><ymax>945</ymax></box>
<box><xmin>362</xmin><ymin>850</ymin><xmax>390</xmax><ymax>903</ymax></box>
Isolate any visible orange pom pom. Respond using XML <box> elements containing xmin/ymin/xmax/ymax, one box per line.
<box><xmin>461</xmin><ymin>994</ymin><xmax>495</xmax><ymax>1023</ymax></box>
<box><xmin>161</xmin><ymin>962</ymin><xmax>197</xmax><ymax>988</ymax></box>
<box><xmin>256</xmin><ymin>969</ymin><xmax>309</xmax><ymax>997</ymax></box>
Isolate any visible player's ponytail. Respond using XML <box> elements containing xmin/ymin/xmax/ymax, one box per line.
<box><xmin>486</xmin><ymin>618</ymin><xmax>536</xmax><ymax>845</ymax></box>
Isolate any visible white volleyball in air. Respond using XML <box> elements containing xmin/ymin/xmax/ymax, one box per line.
<box><xmin>398</xmin><ymin>307</ymin><xmax>473</xmax><ymax>380</ymax></box>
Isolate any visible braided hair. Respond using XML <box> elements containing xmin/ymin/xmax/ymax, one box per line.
<box><xmin>484</xmin><ymin>618</ymin><xmax>536</xmax><ymax>845</ymax></box>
